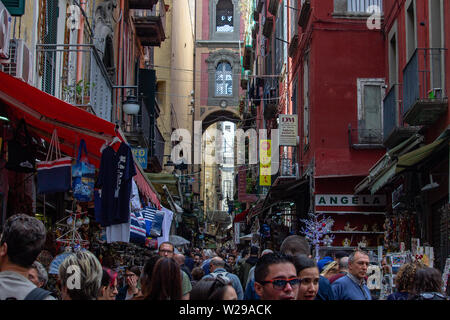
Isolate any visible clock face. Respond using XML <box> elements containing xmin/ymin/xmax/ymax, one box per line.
<box><xmin>220</xmin><ymin>100</ymin><xmax>227</xmax><ymax>108</ymax></box>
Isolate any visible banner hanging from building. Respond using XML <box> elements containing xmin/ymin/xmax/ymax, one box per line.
<box><xmin>260</xmin><ymin>140</ymin><xmax>271</xmax><ymax>186</ymax></box>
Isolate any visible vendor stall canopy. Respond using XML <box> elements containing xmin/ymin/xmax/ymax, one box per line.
<box><xmin>0</xmin><ymin>72</ymin><xmax>160</xmax><ymax>207</ymax></box>
<box><xmin>0</xmin><ymin>72</ymin><xmax>116</xmax><ymax>167</ymax></box>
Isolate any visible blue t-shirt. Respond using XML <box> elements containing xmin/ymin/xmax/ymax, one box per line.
<box><xmin>96</xmin><ymin>142</ymin><xmax>136</xmax><ymax>227</ymax></box>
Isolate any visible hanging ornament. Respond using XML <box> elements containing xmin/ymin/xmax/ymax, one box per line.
<box><xmin>83</xmin><ymin>216</ymin><xmax>90</xmax><ymax>225</ymax></box>
<box><xmin>67</xmin><ymin>216</ymin><xmax>73</xmax><ymax>226</ymax></box>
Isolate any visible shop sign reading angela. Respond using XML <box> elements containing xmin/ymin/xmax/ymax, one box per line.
<box><xmin>315</xmin><ymin>194</ymin><xmax>386</xmax><ymax>206</ymax></box>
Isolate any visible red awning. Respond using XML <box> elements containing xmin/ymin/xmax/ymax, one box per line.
<box><xmin>234</xmin><ymin>208</ymin><xmax>250</xmax><ymax>223</ymax></box>
<box><xmin>0</xmin><ymin>71</ymin><xmax>160</xmax><ymax>207</ymax></box>
<box><xmin>0</xmin><ymin>72</ymin><xmax>117</xmax><ymax>167</ymax></box>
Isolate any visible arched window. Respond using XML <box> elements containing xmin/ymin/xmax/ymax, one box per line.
<box><xmin>215</xmin><ymin>62</ymin><xmax>233</xmax><ymax>96</ymax></box>
<box><xmin>216</xmin><ymin>0</ymin><xmax>234</xmax><ymax>32</ymax></box>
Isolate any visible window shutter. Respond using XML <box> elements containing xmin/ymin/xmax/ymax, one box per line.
<box><xmin>3</xmin><ymin>0</ymin><xmax>25</xmax><ymax>16</ymax></box>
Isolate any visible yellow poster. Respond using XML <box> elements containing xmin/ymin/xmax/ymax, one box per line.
<box><xmin>260</xmin><ymin>140</ymin><xmax>271</xmax><ymax>186</ymax></box>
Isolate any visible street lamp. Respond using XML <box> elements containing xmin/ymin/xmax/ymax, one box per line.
<box><xmin>122</xmin><ymin>94</ymin><xmax>140</xmax><ymax>115</ymax></box>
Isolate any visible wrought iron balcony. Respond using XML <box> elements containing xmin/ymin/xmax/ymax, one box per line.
<box><xmin>35</xmin><ymin>43</ymin><xmax>113</xmax><ymax>122</ymax></box>
<box><xmin>131</xmin><ymin>0</ymin><xmax>166</xmax><ymax>47</ymax></box>
<box><xmin>402</xmin><ymin>48</ymin><xmax>448</xmax><ymax>126</ymax></box>
<box><xmin>348</xmin><ymin>123</ymin><xmax>384</xmax><ymax>149</ymax></box>
<box><xmin>383</xmin><ymin>84</ymin><xmax>420</xmax><ymax>149</ymax></box>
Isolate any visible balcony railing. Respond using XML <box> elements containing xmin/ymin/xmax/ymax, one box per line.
<box><xmin>131</xmin><ymin>0</ymin><xmax>166</xmax><ymax>47</ymax></box>
<box><xmin>153</xmin><ymin>123</ymin><xmax>165</xmax><ymax>167</ymax></box>
<box><xmin>402</xmin><ymin>48</ymin><xmax>448</xmax><ymax>125</ymax></box>
<box><xmin>383</xmin><ymin>84</ymin><xmax>398</xmax><ymax>139</ymax></box>
<box><xmin>348</xmin><ymin>123</ymin><xmax>384</xmax><ymax>149</ymax></box>
<box><xmin>347</xmin><ymin>0</ymin><xmax>382</xmax><ymax>13</ymax></box>
<box><xmin>35</xmin><ymin>44</ymin><xmax>113</xmax><ymax>122</ymax></box>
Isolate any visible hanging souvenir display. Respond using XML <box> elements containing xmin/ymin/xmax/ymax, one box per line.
<box><xmin>5</xmin><ymin>119</ymin><xmax>36</xmax><ymax>173</ymax></box>
<box><xmin>72</xmin><ymin>139</ymin><xmax>96</xmax><ymax>202</ymax></box>
<box><xmin>54</xmin><ymin>207</ymin><xmax>90</xmax><ymax>250</ymax></box>
<box><xmin>300</xmin><ymin>212</ymin><xmax>335</xmax><ymax>261</ymax></box>
<box><xmin>37</xmin><ymin>129</ymin><xmax>72</xmax><ymax>194</ymax></box>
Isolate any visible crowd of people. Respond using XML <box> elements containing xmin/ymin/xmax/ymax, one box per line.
<box><xmin>0</xmin><ymin>214</ymin><xmax>448</xmax><ymax>300</ymax></box>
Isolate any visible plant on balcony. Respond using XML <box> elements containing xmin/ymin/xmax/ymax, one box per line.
<box><xmin>63</xmin><ymin>80</ymin><xmax>94</xmax><ymax>105</ymax></box>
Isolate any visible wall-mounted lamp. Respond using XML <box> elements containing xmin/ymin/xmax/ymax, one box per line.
<box><xmin>123</xmin><ymin>95</ymin><xmax>140</xmax><ymax>115</ymax></box>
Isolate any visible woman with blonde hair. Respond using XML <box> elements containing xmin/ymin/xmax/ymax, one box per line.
<box><xmin>58</xmin><ymin>250</ymin><xmax>103</xmax><ymax>300</ymax></box>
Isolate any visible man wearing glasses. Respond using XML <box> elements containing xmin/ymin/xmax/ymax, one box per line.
<box><xmin>157</xmin><ymin>241</ymin><xmax>192</xmax><ymax>300</ymax></box>
<box><xmin>254</xmin><ymin>253</ymin><xmax>299</xmax><ymax>300</ymax></box>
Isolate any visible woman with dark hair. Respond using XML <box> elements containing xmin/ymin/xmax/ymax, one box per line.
<box><xmin>410</xmin><ymin>267</ymin><xmax>447</xmax><ymax>300</ymax></box>
<box><xmin>145</xmin><ymin>257</ymin><xmax>182</xmax><ymax>300</ymax></box>
<box><xmin>97</xmin><ymin>267</ymin><xmax>118</xmax><ymax>300</ymax></box>
<box><xmin>137</xmin><ymin>255</ymin><xmax>162</xmax><ymax>298</ymax></box>
<box><xmin>191</xmin><ymin>267</ymin><xmax>205</xmax><ymax>287</ymax></box>
<box><xmin>190</xmin><ymin>274</ymin><xmax>237</xmax><ymax>300</ymax></box>
<box><xmin>387</xmin><ymin>262</ymin><xmax>423</xmax><ymax>300</ymax></box>
<box><xmin>293</xmin><ymin>255</ymin><xmax>320</xmax><ymax>300</ymax></box>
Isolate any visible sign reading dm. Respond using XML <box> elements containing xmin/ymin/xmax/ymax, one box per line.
<box><xmin>278</xmin><ymin>114</ymin><xmax>298</xmax><ymax>146</ymax></box>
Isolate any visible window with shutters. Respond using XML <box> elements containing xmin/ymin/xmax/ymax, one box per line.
<box><xmin>3</xmin><ymin>0</ymin><xmax>25</xmax><ymax>16</ymax></box>
<box><xmin>41</xmin><ymin>0</ymin><xmax>58</xmax><ymax>96</ymax></box>
<box><xmin>357</xmin><ymin>79</ymin><xmax>385</xmax><ymax>144</ymax></box>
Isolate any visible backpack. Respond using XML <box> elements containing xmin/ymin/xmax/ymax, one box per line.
<box><xmin>24</xmin><ymin>287</ymin><xmax>52</xmax><ymax>300</ymax></box>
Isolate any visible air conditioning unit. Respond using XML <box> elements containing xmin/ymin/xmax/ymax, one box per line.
<box><xmin>7</xmin><ymin>39</ymin><xmax>33</xmax><ymax>85</ymax></box>
<box><xmin>0</xmin><ymin>1</ymin><xmax>12</xmax><ymax>59</ymax></box>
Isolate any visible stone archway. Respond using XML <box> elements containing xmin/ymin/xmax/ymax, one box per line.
<box><xmin>200</xmin><ymin>107</ymin><xmax>241</xmax><ymax>132</ymax></box>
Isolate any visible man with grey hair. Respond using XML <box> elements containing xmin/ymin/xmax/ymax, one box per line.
<box><xmin>0</xmin><ymin>214</ymin><xmax>55</xmax><ymax>300</ymax></box>
<box><xmin>28</xmin><ymin>261</ymin><xmax>48</xmax><ymax>288</ymax></box>
<box><xmin>58</xmin><ymin>250</ymin><xmax>103</xmax><ymax>300</ymax></box>
<box><xmin>202</xmin><ymin>256</ymin><xmax>244</xmax><ymax>300</ymax></box>
<box><xmin>331</xmin><ymin>249</ymin><xmax>371</xmax><ymax>300</ymax></box>
<box><xmin>329</xmin><ymin>256</ymin><xmax>349</xmax><ymax>284</ymax></box>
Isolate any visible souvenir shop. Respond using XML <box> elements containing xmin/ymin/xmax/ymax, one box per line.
<box><xmin>0</xmin><ymin>74</ymin><xmax>175</xmax><ymax>294</ymax></box>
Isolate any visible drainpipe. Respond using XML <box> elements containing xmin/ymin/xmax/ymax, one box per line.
<box><xmin>76</xmin><ymin>0</ymin><xmax>86</xmax><ymax>83</ymax></box>
<box><xmin>115</xmin><ymin>0</ymin><xmax>125</xmax><ymax>123</ymax></box>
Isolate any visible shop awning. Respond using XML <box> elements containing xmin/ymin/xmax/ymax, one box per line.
<box><xmin>234</xmin><ymin>208</ymin><xmax>250</xmax><ymax>223</ymax></box>
<box><xmin>145</xmin><ymin>173</ymin><xmax>181</xmax><ymax>208</ymax></box>
<box><xmin>355</xmin><ymin>134</ymin><xmax>425</xmax><ymax>194</ymax></box>
<box><xmin>368</xmin><ymin>137</ymin><xmax>447</xmax><ymax>194</ymax></box>
<box><xmin>0</xmin><ymin>72</ymin><xmax>161</xmax><ymax>207</ymax></box>
<box><xmin>0</xmin><ymin>72</ymin><xmax>118</xmax><ymax>167</ymax></box>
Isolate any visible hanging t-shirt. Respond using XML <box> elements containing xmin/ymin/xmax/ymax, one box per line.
<box><xmin>96</xmin><ymin>142</ymin><xmax>136</xmax><ymax>227</ymax></box>
<box><xmin>106</xmin><ymin>221</ymin><xmax>130</xmax><ymax>243</ymax></box>
<box><xmin>157</xmin><ymin>207</ymin><xmax>174</xmax><ymax>245</ymax></box>
<box><xmin>130</xmin><ymin>178</ymin><xmax>142</xmax><ymax>212</ymax></box>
